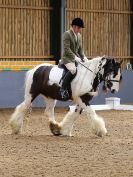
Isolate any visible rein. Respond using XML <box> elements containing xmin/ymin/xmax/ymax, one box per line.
<box><xmin>77</xmin><ymin>61</ymin><xmax>94</xmax><ymax>73</ymax></box>
<box><xmin>77</xmin><ymin>60</ymin><xmax>103</xmax><ymax>87</ymax></box>
<box><xmin>77</xmin><ymin>60</ymin><xmax>103</xmax><ymax>82</ymax></box>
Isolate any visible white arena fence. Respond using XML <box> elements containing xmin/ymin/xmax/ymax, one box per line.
<box><xmin>70</xmin><ymin>97</ymin><xmax>133</xmax><ymax>111</ymax></box>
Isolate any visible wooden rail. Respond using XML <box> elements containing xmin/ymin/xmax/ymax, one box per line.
<box><xmin>0</xmin><ymin>60</ymin><xmax>56</xmax><ymax>72</ymax></box>
<box><xmin>66</xmin><ymin>8</ymin><xmax>133</xmax><ymax>15</ymax></box>
<box><xmin>0</xmin><ymin>5</ymin><xmax>53</xmax><ymax>10</ymax></box>
<box><xmin>87</xmin><ymin>56</ymin><xmax>133</xmax><ymax>59</ymax></box>
<box><xmin>0</xmin><ymin>56</ymin><xmax>54</xmax><ymax>59</ymax></box>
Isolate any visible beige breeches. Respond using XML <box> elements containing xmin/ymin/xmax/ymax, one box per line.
<box><xmin>65</xmin><ymin>63</ymin><xmax>76</xmax><ymax>74</ymax></box>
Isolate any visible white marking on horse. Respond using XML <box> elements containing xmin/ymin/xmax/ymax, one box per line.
<box><xmin>49</xmin><ymin>66</ymin><xmax>64</xmax><ymax>86</ymax></box>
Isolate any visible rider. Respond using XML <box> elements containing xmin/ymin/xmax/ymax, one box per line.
<box><xmin>60</xmin><ymin>17</ymin><xmax>88</xmax><ymax>99</ymax></box>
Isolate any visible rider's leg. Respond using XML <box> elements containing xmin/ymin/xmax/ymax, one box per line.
<box><xmin>60</xmin><ymin>63</ymin><xmax>76</xmax><ymax>99</ymax></box>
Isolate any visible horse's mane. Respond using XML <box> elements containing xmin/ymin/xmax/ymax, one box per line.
<box><xmin>85</xmin><ymin>56</ymin><xmax>103</xmax><ymax>64</ymax></box>
<box><xmin>82</xmin><ymin>56</ymin><xmax>104</xmax><ymax>69</ymax></box>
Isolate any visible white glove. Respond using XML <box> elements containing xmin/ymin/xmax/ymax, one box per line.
<box><xmin>83</xmin><ymin>56</ymin><xmax>88</xmax><ymax>62</ymax></box>
<box><xmin>75</xmin><ymin>56</ymin><xmax>81</xmax><ymax>62</ymax></box>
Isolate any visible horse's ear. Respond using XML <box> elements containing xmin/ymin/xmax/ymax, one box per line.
<box><xmin>106</xmin><ymin>56</ymin><xmax>115</xmax><ymax>63</ymax></box>
<box><xmin>112</xmin><ymin>58</ymin><xmax>115</xmax><ymax>64</ymax></box>
<box><xmin>101</xmin><ymin>55</ymin><xmax>106</xmax><ymax>60</ymax></box>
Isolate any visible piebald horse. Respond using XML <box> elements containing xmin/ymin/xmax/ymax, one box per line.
<box><xmin>9</xmin><ymin>56</ymin><xmax>122</xmax><ymax>137</ymax></box>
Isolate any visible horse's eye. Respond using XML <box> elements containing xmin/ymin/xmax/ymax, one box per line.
<box><xmin>113</xmin><ymin>72</ymin><xmax>117</xmax><ymax>77</ymax></box>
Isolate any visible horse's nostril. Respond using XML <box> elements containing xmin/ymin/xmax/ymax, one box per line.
<box><xmin>111</xmin><ymin>89</ymin><xmax>115</xmax><ymax>93</ymax></box>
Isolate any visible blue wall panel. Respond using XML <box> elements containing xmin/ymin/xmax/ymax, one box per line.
<box><xmin>0</xmin><ymin>70</ymin><xmax>132</xmax><ymax>108</ymax></box>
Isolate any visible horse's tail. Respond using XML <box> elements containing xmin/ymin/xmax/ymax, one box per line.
<box><xmin>25</xmin><ymin>70</ymin><xmax>30</xmax><ymax>86</ymax></box>
<box><xmin>9</xmin><ymin>69</ymin><xmax>34</xmax><ymax>134</ymax></box>
<box><xmin>24</xmin><ymin>69</ymin><xmax>35</xmax><ymax>98</ymax></box>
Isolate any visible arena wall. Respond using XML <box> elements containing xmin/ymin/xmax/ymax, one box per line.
<box><xmin>0</xmin><ymin>70</ymin><xmax>132</xmax><ymax>108</ymax></box>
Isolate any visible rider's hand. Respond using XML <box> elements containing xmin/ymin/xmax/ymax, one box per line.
<box><xmin>75</xmin><ymin>56</ymin><xmax>81</xmax><ymax>62</ymax></box>
<box><xmin>83</xmin><ymin>56</ymin><xmax>88</xmax><ymax>62</ymax></box>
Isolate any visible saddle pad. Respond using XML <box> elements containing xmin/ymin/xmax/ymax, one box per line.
<box><xmin>49</xmin><ymin>66</ymin><xmax>64</xmax><ymax>86</ymax></box>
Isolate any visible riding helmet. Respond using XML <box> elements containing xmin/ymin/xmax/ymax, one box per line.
<box><xmin>71</xmin><ymin>18</ymin><xmax>84</xmax><ymax>28</ymax></box>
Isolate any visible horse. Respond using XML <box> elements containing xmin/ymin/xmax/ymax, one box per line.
<box><xmin>9</xmin><ymin>56</ymin><xmax>122</xmax><ymax>137</ymax></box>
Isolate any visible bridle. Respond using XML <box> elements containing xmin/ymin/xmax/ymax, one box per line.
<box><xmin>103</xmin><ymin>72</ymin><xmax>122</xmax><ymax>90</ymax></box>
<box><xmin>78</xmin><ymin>59</ymin><xmax>121</xmax><ymax>89</ymax></box>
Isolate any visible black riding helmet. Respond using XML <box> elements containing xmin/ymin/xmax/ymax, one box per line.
<box><xmin>71</xmin><ymin>18</ymin><xmax>84</xmax><ymax>28</ymax></box>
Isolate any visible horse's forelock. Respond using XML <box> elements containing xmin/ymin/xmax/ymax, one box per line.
<box><xmin>102</xmin><ymin>57</ymin><xmax>122</xmax><ymax>81</ymax></box>
<box><xmin>102</xmin><ymin>57</ymin><xmax>116</xmax><ymax>77</ymax></box>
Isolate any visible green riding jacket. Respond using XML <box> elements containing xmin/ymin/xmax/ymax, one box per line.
<box><xmin>61</xmin><ymin>29</ymin><xmax>85</xmax><ymax>64</ymax></box>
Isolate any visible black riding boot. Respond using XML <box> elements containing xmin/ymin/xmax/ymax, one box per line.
<box><xmin>60</xmin><ymin>71</ymin><xmax>74</xmax><ymax>99</ymax></box>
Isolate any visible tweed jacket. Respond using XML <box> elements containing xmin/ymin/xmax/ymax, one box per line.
<box><xmin>61</xmin><ymin>29</ymin><xmax>84</xmax><ymax>64</ymax></box>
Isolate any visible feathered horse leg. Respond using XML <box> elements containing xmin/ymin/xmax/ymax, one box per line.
<box><xmin>9</xmin><ymin>95</ymin><xmax>32</xmax><ymax>134</ymax></box>
<box><xmin>78</xmin><ymin>97</ymin><xmax>107</xmax><ymax>137</ymax></box>
<box><xmin>49</xmin><ymin>105</ymin><xmax>82</xmax><ymax>136</ymax></box>
<box><xmin>42</xmin><ymin>96</ymin><xmax>60</xmax><ymax>136</ymax></box>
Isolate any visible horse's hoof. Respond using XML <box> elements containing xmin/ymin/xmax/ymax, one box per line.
<box><xmin>9</xmin><ymin>120</ymin><xmax>21</xmax><ymax>134</ymax></box>
<box><xmin>96</xmin><ymin>131</ymin><xmax>103</xmax><ymax>137</ymax></box>
<box><xmin>95</xmin><ymin>129</ymin><xmax>107</xmax><ymax>137</ymax></box>
<box><xmin>49</xmin><ymin>121</ymin><xmax>62</xmax><ymax>136</ymax></box>
<box><xmin>10</xmin><ymin>124</ymin><xmax>21</xmax><ymax>134</ymax></box>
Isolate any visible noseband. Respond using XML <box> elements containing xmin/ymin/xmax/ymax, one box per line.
<box><xmin>104</xmin><ymin>77</ymin><xmax>120</xmax><ymax>84</ymax></box>
<box><xmin>103</xmin><ymin>73</ymin><xmax>121</xmax><ymax>90</ymax></box>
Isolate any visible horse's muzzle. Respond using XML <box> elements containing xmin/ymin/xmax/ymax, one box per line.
<box><xmin>111</xmin><ymin>89</ymin><xmax>115</xmax><ymax>94</ymax></box>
